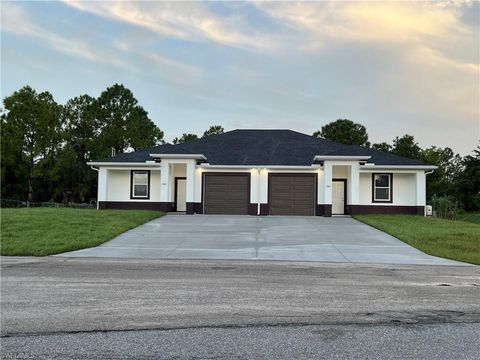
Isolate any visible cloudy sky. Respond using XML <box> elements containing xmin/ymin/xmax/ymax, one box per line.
<box><xmin>1</xmin><ymin>0</ymin><xmax>479</xmax><ymax>154</ymax></box>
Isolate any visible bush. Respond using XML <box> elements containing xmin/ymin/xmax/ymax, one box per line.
<box><xmin>431</xmin><ymin>195</ymin><xmax>461</xmax><ymax>220</ymax></box>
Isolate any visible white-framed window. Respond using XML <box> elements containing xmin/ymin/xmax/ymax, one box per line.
<box><xmin>372</xmin><ymin>173</ymin><xmax>392</xmax><ymax>203</ymax></box>
<box><xmin>131</xmin><ymin>170</ymin><xmax>150</xmax><ymax>199</ymax></box>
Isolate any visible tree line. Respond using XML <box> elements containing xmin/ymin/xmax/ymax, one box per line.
<box><xmin>1</xmin><ymin>86</ymin><xmax>478</xmax><ymax>211</ymax></box>
<box><xmin>1</xmin><ymin>84</ymin><xmax>223</xmax><ymax>203</ymax></box>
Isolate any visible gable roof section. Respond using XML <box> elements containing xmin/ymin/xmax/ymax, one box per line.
<box><xmin>93</xmin><ymin>129</ymin><xmax>428</xmax><ymax>166</ymax></box>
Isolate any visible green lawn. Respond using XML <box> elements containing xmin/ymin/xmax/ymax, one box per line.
<box><xmin>354</xmin><ymin>215</ymin><xmax>480</xmax><ymax>265</ymax></box>
<box><xmin>1</xmin><ymin>208</ymin><xmax>164</xmax><ymax>256</ymax></box>
<box><xmin>458</xmin><ymin>212</ymin><xmax>480</xmax><ymax>225</ymax></box>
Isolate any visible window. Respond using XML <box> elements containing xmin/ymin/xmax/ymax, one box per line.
<box><xmin>372</xmin><ymin>173</ymin><xmax>392</xmax><ymax>203</ymax></box>
<box><xmin>131</xmin><ymin>170</ymin><xmax>150</xmax><ymax>199</ymax></box>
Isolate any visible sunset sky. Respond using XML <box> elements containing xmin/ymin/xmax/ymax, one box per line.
<box><xmin>2</xmin><ymin>1</ymin><xmax>479</xmax><ymax>154</ymax></box>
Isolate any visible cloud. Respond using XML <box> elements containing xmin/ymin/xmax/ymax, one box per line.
<box><xmin>63</xmin><ymin>0</ymin><xmax>281</xmax><ymax>52</ymax></box>
<box><xmin>1</xmin><ymin>2</ymin><xmax>130</xmax><ymax>69</ymax></box>
<box><xmin>141</xmin><ymin>52</ymin><xmax>203</xmax><ymax>85</ymax></box>
<box><xmin>253</xmin><ymin>1</ymin><xmax>477</xmax><ymax>49</ymax></box>
<box><xmin>253</xmin><ymin>1</ymin><xmax>479</xmax><ymax>124</ymax></box>
<box><xmin>2</xmin><ymin>2</ymin><xmax>204</xmax><ymax>86</ymax></box>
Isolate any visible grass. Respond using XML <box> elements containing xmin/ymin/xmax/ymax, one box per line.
<box><xmin>458</xmin><ymin>212</ymin><xmax>480</xmax><ymax>225</ymax></box>
<box><xmin>354</xmin><ymin>215</ymin><xmax>480</xmax><ymax>265</ymax></box>
<box><xmin>1</xmin><ymin>208</ymin><xmax>164</xmax><ymax>256</ymax></box>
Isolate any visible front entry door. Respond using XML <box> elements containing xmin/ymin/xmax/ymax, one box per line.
<box><xmin>332</xmin><ymin>180</ymin><xmax>346</xmax><ymax>215</ymax></box>
<box><xmin>175</xmin><ymin>178</ymin><xmax>187</xmax><ymax>212</ymax></box>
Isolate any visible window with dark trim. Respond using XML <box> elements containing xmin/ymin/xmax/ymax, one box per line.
<box><xmin>372</xmin><ymin>173</ymin><xmax>392</xmax><ymax>203</ymax></box>
<box><xmin>131</xmin><ymin>170</ymin><xmax>150</xmax><ymax>199</ymax></box>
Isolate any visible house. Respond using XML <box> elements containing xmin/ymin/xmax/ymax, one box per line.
<box><xmin>87</xmin><ymin>129</ymin><xmax>435</xmax><ymax>216</ymax></box>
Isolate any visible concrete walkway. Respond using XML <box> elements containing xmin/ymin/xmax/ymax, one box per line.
<box><xmin>58</xmin><ymin>215</ymin><xmax>467</xmax><ymax>265</ymax></box>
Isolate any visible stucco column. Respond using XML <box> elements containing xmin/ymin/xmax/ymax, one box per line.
<box><xmin>186</xmin><ymin>160</ymin><xmax>195</xmax><ymax>203</ymax></box>
<box><xmin>416</xmin><ymin>171</ymin><xmax>426</xmax><ymax>215</ymax></box>
<box><xmin>194</xmin><ymin>167</ymin><xmax>202</xmax><ymax>204</ymax></box>
<box><xmin>349</xmin><ymin>163</ymin><xmax>360</xmax><ymax>205</ymax></box>
<box><xmin>97</xmin><ymin>167</ymin><xmax>108</xmax><ymax>209</ymax></box>
<box><xmin>160</xmin><ymin>162</ymin><xmax>170</xmax><ymax>203</ymax></box>
<box><xmin>323</xmin><ymin>162</ymin><xmax>333</xmax><ymax>216</ymax></box>
<box><xmin>259</xmin><ymin>169</ymin><xmax>268</xmax><ymax>215</ymax></box>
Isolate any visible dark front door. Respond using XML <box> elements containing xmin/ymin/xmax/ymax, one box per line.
<box><xmin>269</xmin><ymin>174</ymin><xmax>316</xmax><ymax>216</ymax></box>
<box><xmin>203</xmin><ymin>173</ymin><xmax>250</xmax><ymax>215</ymax></box>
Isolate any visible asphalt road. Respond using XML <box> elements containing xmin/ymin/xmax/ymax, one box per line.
<box><xmin>1</xmin><ymin>256</ymin><xmax>479</xmax><ymax>358</ymax></box>
<box><xmin>2</xmin><ymin>323</ymin><xmax>480</xmax><ymax>360</ymax></box>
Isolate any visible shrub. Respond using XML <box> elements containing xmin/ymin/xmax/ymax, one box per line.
<box><xmin>431</xmin><ymin>195</ymin><xmax>461</xmax><ymax>220</ymax></box>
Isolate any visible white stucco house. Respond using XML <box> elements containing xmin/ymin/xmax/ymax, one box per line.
<box><xmin>87</xmin><ymin>130</ymin><xmax>435</xmax><ymax>216</ymax></box>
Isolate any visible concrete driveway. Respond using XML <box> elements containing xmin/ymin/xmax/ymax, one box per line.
<box><xmin>59</xmin><ymin>215</ymin><xmax>465</xmax><ymax>265</ymax></box>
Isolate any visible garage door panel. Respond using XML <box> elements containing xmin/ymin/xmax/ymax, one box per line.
<box><xmin>269</xmin><ymin>174</ymin><xmax>315</xmax><ymax>216</ymax></box>
<box><xmin>204</xmin><ymin>174</ymin><xmax>249</xmax><ymax>215</ymax></box>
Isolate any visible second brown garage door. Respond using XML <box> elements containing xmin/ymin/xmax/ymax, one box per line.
<box><xmin>269</xmin><ymin>174</ymin><xmax>316</xmax><ymax>216</ymax></box>
<box><xmin>203</xmin><ymin>173</ymin><xmax>250</xmax><ymax>214</ymax></box>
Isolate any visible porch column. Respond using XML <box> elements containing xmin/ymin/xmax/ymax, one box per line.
<box><xmin>259</xmin><ymin>168</ymin><xmax>268</xmax><ymax>215</ymax></box>
<box><xmin>185</xmin><ymin>160</ymin><xmax>196</xmax><ymax>214</ymax></box>
<box><xmin>349</xmin><ymin>163</ymin><xmax>360</xmax><ymax>206</ymax></box>
<box><xmin>160</xmin><ymin>162</ymin><xmax>170</xmax><ymax>203</ymax></box>
<box><xmin>416</xmin><ymin>171</ymin><xmax>426</xmax><ymax>216</ymax></box>
<box><xmin>323</xmin><ymin>162</ymin><xmax>333</xmax><ymax>216</ymax></box>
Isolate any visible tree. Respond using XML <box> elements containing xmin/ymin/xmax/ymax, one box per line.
<box><xmin>173</xmin><ymin>133</ymin><xmax>198</xmax><ymax>144</ymax></box>
<box><xmin>1</xmin><ymin>111</ymin><xmax>27</xmax><ymax>201</ymax></box>
<box><xmin>422</xmin><ymin>146</ymin><xmax>462</xmax><ymax>201</ymax></box>
<box><xmin>371</xmin><ymin>142</ymin><xmax>392</xmax><ymax>153</ymax></box>
<box><xmin>1</xmin><ymin>86</ymin><xmax>62</xmax><ymax>202</ymax></box>
<box><xmin>203</xmin><ymin>125</ymin><xmax>224</xmax><ymax>137</ymax></box>
<box><xmin>63</xmin><ymin>95</ymin><xmax>99</xmax><ymax>162</ymax></box>
<box><xmin>96</xmin><ymin>84</ymin><xmax>163</xmax><ymax>156</ymax></box>
<box><xmin>392</xmin><ymin>134</ymin><xmax>422</xmax><ymax>160</ymax></box>
<box><xmin>59</xmin><ymin>95</ymin><xmax>99</xmax><ymax>202</ymax></box>
<box><xmin>313</xmin><ymin>119</ymin><xmax>369</xmax><ymax>146</ymax></box>
<box><xmin>455</xmin><ymin>146</ymin><xmax>480</xmax><ymax>211</ymax></box>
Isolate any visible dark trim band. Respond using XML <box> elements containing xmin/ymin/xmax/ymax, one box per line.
<box><xmin>350</xmin><ymin>205</ymin><xmax>424</xmax><ymax>215</ymax></box>
<box><xmin>99</xmin><ymin>201</ymin><xmax>173</xmax><ymax>212</ymax></box>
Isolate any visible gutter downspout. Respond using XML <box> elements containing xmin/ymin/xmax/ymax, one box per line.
<box><xmin>424</xmin><ymin>169</ymin><xmax>435</xmax><ymax>216</ymax></box>
<box><xmin>90</xmin><ymin>166</ymin><xmax>100</xmax><ymax>210</ymax></box>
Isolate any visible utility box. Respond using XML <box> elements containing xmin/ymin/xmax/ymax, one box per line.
<box><xmin>426</xmin><ymin>205</ymin><xmax>433</xmax><ymax>216</ymax></box>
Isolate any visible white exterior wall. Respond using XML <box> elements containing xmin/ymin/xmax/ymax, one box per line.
<box><xmin>97</xmin><ymin>167</ymin><xmax>108</xmax><ymax>203</ymax></box>
<box><xmin>359</xmin><ymin>171</ymin><xmax>419</xmax><ymax>206</ymax></box>
<box><xmin>106</xmin><ymin>169</ymin><xmax>161</xmax><ymax>202</ymax></box>
<box><xmin>95</xmin><ymin>162</ymin><xmax>427</xmax><ymax>214</ymax></box>
<box><xmin>416</xmin><ymin>171</ymin><xmax>427</xmax><ymax>207</ymax></box>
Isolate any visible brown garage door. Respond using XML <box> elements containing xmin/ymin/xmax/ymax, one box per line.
<box><xmin>204</xmin><ymin>173</ymin><xmax>249</xmax><ymax>214</ymax></box>
<box><xmin>269</xmin><ymin>174</ymin><xmax>316</xmax><ymax>216</ymax></box>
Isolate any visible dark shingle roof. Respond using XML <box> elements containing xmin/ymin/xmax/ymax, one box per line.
<box><xmin>95</xmin><ymin>129</ymin><xmax>427</xmax><ymax>166</ymax></box>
